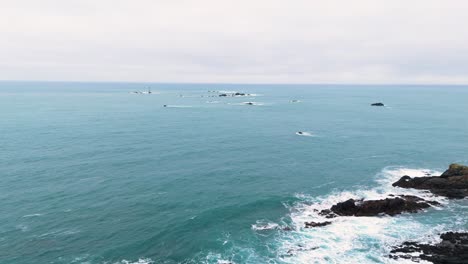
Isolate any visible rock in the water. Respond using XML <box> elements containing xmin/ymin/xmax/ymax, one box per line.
<box><xmin>327</xmin><ymin>196</ymin><xmax>434</xmax><ymax>217</ymax></box>
<box><xmin>393</xmin><ymin>164</ymin><xmax>468</xmax><ymax>199</ymax></box>
<box><xmin>318</xmin><ymin>209</ymin><xmax>337</xmax><ymax>218</ymax></box>
<box><xmin>390</xmin><ymin>232</ymin><xmax>468</xmax><ymax>263</ymax></box>
<box><xmin>371</xmin><ymin>102</ymin><xmax>385</xmax><ymax>106</ymax></box>
<box><xmin>304</xmin><ymin>221</ymin><xmax>332</xmax><ymax>228</ymax></box>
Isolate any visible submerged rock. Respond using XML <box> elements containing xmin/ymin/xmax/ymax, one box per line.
<box><xmin>284</xmin><ymin>244</ymin><xmax>319</xmax><ymax>257</ymax></box>
<box><xmin>393</xmin><ymin>163</ymin><xmax>468</xmax><ymax>199</ymax></box>
<box><xmin>390</xmin><ymin>232</ymin><xmax>468</xmax><ymax>263</ymax></box>
<box><xmin>371</xmin><ymin>102</ymin><xmax>385</xmax><ymax>106</ymax></box>
<box><xmin>327</xmin><ymin>195</ymin><xmax>434</xmax><ymax>217</ymax></box>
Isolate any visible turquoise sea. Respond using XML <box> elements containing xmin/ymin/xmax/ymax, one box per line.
<box><xmin>0</xmin><ymin>82</ymin><xmax>467</xmax><ymax>264</ymax></box>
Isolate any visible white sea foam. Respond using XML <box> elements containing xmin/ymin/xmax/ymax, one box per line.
<box><xmin>277</xmin><ymin>167</ymin><xmax>448</xmax><ymax>263</ymax></box>
<box><xmin>117</xmin><ymin>258</ymin><xmax>154</xmax><ymax>264</ymax></box>
<box><xmin>203</xmin><ymin>253</ymin><xmax>235</xmax><ymax>264</ymax></box>
<box><xmin>22</xmin><ymin>213</ymin><xmax>42</xmax><ymax>218</ymax></box>
<box><xmin>251</xmin><ymin>220</ymin><xmax>279</xmax><ymax>231</ymax></box>
<box><xmin>217</xmin><ymin>260</ymin><xmax>234</xmax><ymax>264</ymax></box>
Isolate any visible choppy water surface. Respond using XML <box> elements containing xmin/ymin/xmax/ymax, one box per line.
<box><xmin>0</xmin><ymin>82</ymin><xmax>467</xmax><ymax>263</ymax></box>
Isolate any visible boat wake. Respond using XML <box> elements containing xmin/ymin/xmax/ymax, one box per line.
<box><xmin>295</xmin><ymin>131</ymin><xmax>314</xmax><ymax>137</ymax></box>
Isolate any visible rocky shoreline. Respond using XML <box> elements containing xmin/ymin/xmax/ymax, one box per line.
<box><xmin>393</xmin><ymin>163</ymin><xmax>468</xmax><ymax>199</ymax></box>
<box><xmin>301</xmin><ymin>163</ymin><xmax>468</xmax><ymax>263</ymax></box>
<box><xmin>328</xmin><ymin>195</ymin><xmax>438</xmax><ymax>217</ymax></box>
<box><xmin>390</xmin><ymin>232</ymin><xmax>468</xmax><ymax>263</ymax></box>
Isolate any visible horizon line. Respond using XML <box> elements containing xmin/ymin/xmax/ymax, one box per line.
<box><xmin>1</xmin><ymin>79</ymin><xmax>468</xmax><ymax>86</ymax></box>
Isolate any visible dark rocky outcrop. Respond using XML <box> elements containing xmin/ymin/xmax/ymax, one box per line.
<box><xmin>390</xmin><ymin>232</ymin><xmax>468</xmax><ymax>263</ymax></box>
<box><xmin>441</xmin><ymin>163</ymin><xmax>468</xmax><ymax>178</ymax></box>
<box><xmin>318</xmin><ymin>209</ymin><xmax>337</xmax><ymax>218</ymax></box>
<box><xmin>393</xmin><ymin>163</ymin><xmax>468</xmax><ymax>199</ymax></box>
<box><xmin>305</xmin><ymin>221</ymin><xmax>332</xmax><ymax>228</ymax></box>
<box><xmin>326</xmin><ymin>195</ymin><xmax>434</xmax><ymax>217</ymax></box>
<box><xmin>371</xmin><ymin>102</ymin><xmax>384</xmax><ymax>106</ymax></box>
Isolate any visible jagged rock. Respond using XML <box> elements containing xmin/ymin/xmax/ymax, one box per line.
<box><xmin>318</xmin><ymin>209</ymin><xmax>337</xmax><ymax>218</ymax></box>
<box><xmin>393</xmin><ymin>164</ymin><xmax>468</xmax><ymax>199</ymax></box>
<box><xmin>304</xmin><ymin>221</ymin><xmax>332</xmax><ymax>228</ymax></box>
<box><xmin>390</xmin><ymin>232</ymin><xmax>468</xmax><ymax>263</ymax></box>
<box><xmin>327</xmin><ymin>196</ymin><xmax>434</xmax><ymax>217</ymax></box>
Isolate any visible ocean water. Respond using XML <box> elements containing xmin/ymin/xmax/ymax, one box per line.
<box><xmin>0</xmin><ymin>82</ymin><xmax>467</xmax><ymax>264</ymax></box>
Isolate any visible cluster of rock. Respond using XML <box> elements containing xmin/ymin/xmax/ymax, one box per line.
<box><xmin>301</xmin><ymin>163</ymin><xmax>468</xmax><ymax>262</ymax></box>
<box><xmin>328</xmin><ymin>195</ymin><xmax>437</xmax><ymax>217</ymax></box>
<box><xmin>393</xmin><ymin>163</ymin><xmax>468</xmax><ymax>199</ymax></box>
<box><xmin>390</xmin><ymin>232</ymin><xmax>468</xmax><ymax>264</ymax></box>
<box><xmin>219</xmin><ymin>92</ymin><xmax>250</xmax><ymax>97</ymax></box>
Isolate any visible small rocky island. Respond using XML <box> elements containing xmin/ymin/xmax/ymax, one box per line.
<box><xmin>393</xmin><ymin>163</ymin><xmax>468</xmax><ymax>199</ymax></box>
<box><xmin>326</xmin><ymin>195</ymin><xmax>437</xmax><ymax>217</ymax></box>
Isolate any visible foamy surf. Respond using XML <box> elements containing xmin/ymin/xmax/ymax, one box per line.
<box><xmin>251</xmin><ymin>220</ymin><xmax>279</xmax><ymax>231</ymax></box>
<box><xmin>22</xmin><ymin>213</ymin><xmax>42</xmax><ymax>218</ymax></box>
<box><xmin>276</xmin><ymin>167</ymin><xmax>449</xmax><ymax>263</ymax></box>
<box><xmin>117</xmin><ymin>258</ymin><xmax>154</xmax><ymax>264</ymax></box>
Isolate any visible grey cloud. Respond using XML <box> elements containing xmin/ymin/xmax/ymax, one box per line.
<box><xmin>1</xmin><ymin>0</ymin><xmax>468</xmax><ymax>83</ymax></box>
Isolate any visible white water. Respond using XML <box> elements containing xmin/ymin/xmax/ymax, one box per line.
<box><xmin>277</xmin><ymin>167</ymin><xmax>447</xmax><ymax>264</ymax></box>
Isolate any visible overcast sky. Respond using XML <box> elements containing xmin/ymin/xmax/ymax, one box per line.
<box><xmin>1</xmin><ymin>0</ymin><xmax>468</xmax><ymax>84</ymax></box>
